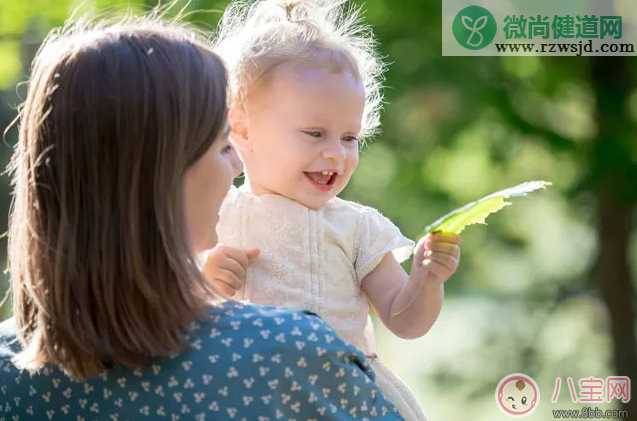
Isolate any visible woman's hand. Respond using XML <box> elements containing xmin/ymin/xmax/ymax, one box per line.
<box><xmin>411</xmin><ymin>232</ymin><xmax>461</xmax><ymax>286</ymax></box>
<box><xmin>201</xmin><ymin>245</ymin><xmax>260</xmax><ymax>297</ymax></box>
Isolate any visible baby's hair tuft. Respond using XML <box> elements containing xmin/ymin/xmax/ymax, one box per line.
<box><xmin>214</xmin><ymin>0</ymin><xmax>385</xmax><ymax>139</ymax></box>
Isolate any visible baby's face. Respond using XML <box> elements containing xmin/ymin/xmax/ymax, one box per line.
<box><xmin>236</xmin><ymin>60</ymin><xmax>365</xmax><ymax>209</ymax></box>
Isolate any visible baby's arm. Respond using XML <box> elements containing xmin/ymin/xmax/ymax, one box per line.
<box><xmin>361</xmin><ymin>233</ymin><xmax>460</xmax><ymax>339</ymax></box>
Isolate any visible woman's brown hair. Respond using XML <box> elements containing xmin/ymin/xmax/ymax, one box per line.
<box><xmin>7</xmin><ymin>15</ymin><xmax>226</xmax><ymax>379</ymax></box>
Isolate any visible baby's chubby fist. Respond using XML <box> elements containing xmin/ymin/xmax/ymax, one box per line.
<box><xmin>411</xmin><ymin>232</ymin><xmax>461</xmax><ymax>286</ymax></box>
<box><xmin>200</xmin><ymin>244</ymin><xmax>260</xmax><ymax>297</ymax></box>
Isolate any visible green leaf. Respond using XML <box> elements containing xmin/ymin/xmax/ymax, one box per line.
<box><xmin>424</xmin><ymin>180</ymin><xmax>552</xmax><ymax>235</ymax></box>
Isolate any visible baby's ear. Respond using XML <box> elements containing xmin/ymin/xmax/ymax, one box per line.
<box><xmin>228</xmin><ymin>104</ymin><xmax>249</xmax><ymax>147</ymax></box>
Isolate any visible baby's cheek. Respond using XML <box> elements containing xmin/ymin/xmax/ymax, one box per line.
<box><xmin>345</xmin><ymin>153</ymin><xmax>359</xmax><ymax>175</ymax></box>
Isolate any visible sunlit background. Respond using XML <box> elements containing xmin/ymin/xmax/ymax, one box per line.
<box><xmin>0</xmin><ymin>1</ymin><xmax>635</xmax><ymax>420</ymax></box>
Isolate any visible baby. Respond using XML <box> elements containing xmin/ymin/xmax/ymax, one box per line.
<box><xmin>203</xmin><ymin>1</ymin><xmax>461</xmax><ymax>419</ymax></box>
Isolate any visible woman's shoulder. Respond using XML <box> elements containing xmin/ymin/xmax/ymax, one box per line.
<box><xmin>195</xmin><ymin>300</ymin><xmax>332</xmax><ymax>341</ymax></box>
<box><xmin>195</xmin><ymin>301</ymin><xmax>403</xmax><ymax>418</ymax></box>
<box><xmin>189</xmin><ymin>300</ymin><xmax>372</xmax><ymax>374</ymax></box>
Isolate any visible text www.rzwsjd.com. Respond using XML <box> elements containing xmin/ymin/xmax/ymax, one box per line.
<box><xmin>495</xmin><ymin>40</ymin><xmax>634</xmax><ymax>55</ymax></box>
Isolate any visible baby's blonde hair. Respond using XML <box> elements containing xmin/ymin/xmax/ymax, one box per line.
<box><xmin>214</xmin><ymin>0</ymin><xmax>385</xmax><ymax>139</ymax></box>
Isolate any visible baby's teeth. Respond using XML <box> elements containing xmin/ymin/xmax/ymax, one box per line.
<box><xmin>322</xmin><ymin>171</ymin><xmax>329</xmax><ymax>175</ymax></box>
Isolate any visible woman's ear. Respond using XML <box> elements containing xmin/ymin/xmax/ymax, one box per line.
<box><xmin>228</xmin><ymin>104</ymin><xmax>249</xmax><ymax>149</ymax></box>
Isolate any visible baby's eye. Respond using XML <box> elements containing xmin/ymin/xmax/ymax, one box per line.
<box><xmin>342</xmin><ymin>135</ymin><xmax>359</xmax><ymax>143</ymax></box>
<box><xmin>302</xmin><ymin>130</ymin><xmax>322</xmax><ymax>138</ymax></box>
<box><xmin>221</xmin><ymin>144</ymin><xmax>234</xmax><ymax>154</ymax></box>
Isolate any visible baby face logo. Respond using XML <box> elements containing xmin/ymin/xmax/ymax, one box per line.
<box><xmin>496</xmin><ymin>373</ymin><xmax>540</xmax><ymax>417</ymax></box>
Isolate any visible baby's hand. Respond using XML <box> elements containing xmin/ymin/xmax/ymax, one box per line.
<box><xmin>201</xmin><ymin>245</ymin><xmax>260</xmax><ymax>297</ymax></box>
<box><xmin>411</xmin><ymin>232</ymin><xmax>461</xmax><ymax>286</ymax></box>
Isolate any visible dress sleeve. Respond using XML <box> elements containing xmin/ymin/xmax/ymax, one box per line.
<box><xmin>354</xmin><ymin>207</ymin><xmax>415</xmax><ymax>283</ymax></box>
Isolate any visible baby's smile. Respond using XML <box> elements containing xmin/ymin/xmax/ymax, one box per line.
<box><xmin>304</xmin><ymin>170</ymin><xmax>339</xmax><ymax>192</ymax></box>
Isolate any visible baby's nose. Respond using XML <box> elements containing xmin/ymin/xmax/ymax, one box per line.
<box><xmin>321</xmin><ymin>142</ymin><xmax>346</xmax><ymax>160</ymax></box>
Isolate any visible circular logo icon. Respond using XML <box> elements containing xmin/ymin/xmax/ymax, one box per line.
<box><xmin>495</xmin><ymin>373</ymin><xmax>540</xmax><ymax>417</ymax></box>
<box><xmin>452</xmin><ymin>5</ymin><xmax>497</xmax><ymax>50</ymax></box>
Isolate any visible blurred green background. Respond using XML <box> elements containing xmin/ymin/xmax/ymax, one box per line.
<box><xmin>0</xmin><ymin>1</ymin><xmax>635</xmax><ymax>420</ymax></box>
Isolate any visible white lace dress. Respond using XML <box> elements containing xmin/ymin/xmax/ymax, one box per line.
<box><xmin>216</xmin><ymin>184</ymin><xmax>429</xmax><ymax>421</ymax></box>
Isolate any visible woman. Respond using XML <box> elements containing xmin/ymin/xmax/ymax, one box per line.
<box><xmin>0</xmin><ymin>14</ymin><xmax>403</xmax><ymax>420</ymax></box>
